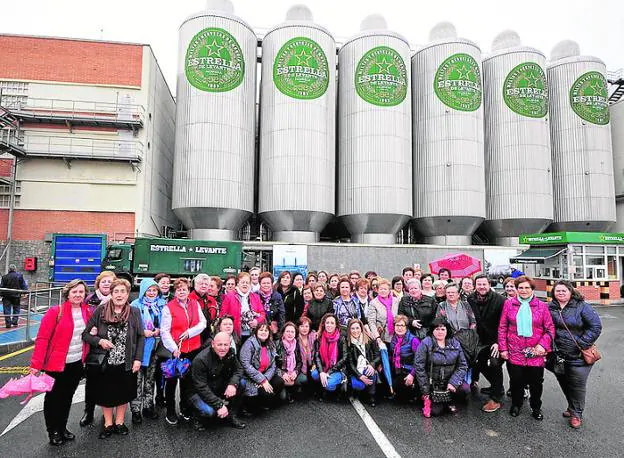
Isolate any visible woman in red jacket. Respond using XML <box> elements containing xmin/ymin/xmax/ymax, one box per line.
<box><xmin>30</xmin><ymin>279</ymin><xmax>91</xmax><ymax>446</ymax></box>
<box><xmin>499</xmin><ymin>276</ymin><xmax>554</xmax><ymax>421</ymax></box>
<box><xmin>219</xmin><ymin>272</ymin><xmax>265</xmax><ymax>342</ymax></box>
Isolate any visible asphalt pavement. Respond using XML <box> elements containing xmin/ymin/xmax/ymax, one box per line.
<box><xmin>1</xmin><ymin>307</ymin><xmax>623</xmax><ymax>458</ymax></box>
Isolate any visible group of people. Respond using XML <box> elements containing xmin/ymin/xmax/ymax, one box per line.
<box><xmin>28</xmin><ymin>265</ymin><xmax>603</xmax><ymax>447</ymax></box>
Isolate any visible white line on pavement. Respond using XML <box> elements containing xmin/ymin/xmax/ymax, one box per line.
<box><xmin>350</xmin><ymin>397</ymin><xmax>402</xmax><ymax>458</ymax></box>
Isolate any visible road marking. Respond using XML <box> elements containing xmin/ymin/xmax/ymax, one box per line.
<box><xmin>349</xmin><ymin>397</ymin><xmax>402</xmax><ymax>458</ymax></box>
<box><xmin>1</xmin><ymin>383</ymin><xmax>85</xmax><ymax>436</ymax></box>
<box><xmin>0</xmin><ymin>345</ymin><xmax>34</xmax><ymax>362</ymax></box>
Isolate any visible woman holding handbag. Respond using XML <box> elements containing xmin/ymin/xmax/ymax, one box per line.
<box><xmin>82</xmin><ymin>278</ymin><xmax>144</xmax><ymax>439</ymax></box>
<box><xmin>549</xmin><ymin>280</ymin><xmax>602</xmax><ymax>429</ymax></box>
<box><xmin>30</xmin><ymin>279</ymin><xmax>90</xmax><ymax>446</ymax></box>
<box><xmin>414</xmin><ymin>318</ymin><xmax>468</xmax><ymax>417</ymax></box>
<box><xmin>160</xmin><ymin>277</ymin><xmax>207</xmax><ymax>426</ymax></box>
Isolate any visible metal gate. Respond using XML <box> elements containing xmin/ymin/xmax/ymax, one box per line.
<box><xmin>50</xmin><ymin>234</ymin><xmax>107</xmax><ymax>285</ymax></box>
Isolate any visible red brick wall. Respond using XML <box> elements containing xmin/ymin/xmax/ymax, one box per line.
<box><xmin>609</xmin><ymin>281</ymin><xmax>621</xmax><ymax>300</ymax></box>
<box><xmin>0</xmin><ymin>209</ymin><xmax>134</xmax><ymax>240</ymax></box>
<box><xmin>576</xmin><ymin>285</ymin><xmax>601</xmax><ymax>302</ymax></box>
<box><xmin>0</xmin><ymin>159</ymin><xmax>13</xmax><ymax>178</ymax></box>
<box><xmin>0</xmin><ymin>35</ymin><xmax>143</xmax><ymax>87</ymax></box>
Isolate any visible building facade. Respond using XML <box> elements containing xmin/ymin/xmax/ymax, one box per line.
<box><xmin>0</xmin><ymin>34</ymin><xmax>178</xmax><ymax>284</ymax></box>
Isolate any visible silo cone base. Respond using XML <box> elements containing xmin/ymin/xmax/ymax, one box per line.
<box><xmin>423</xmin><ymin>235</ymin><xmax>472</xmax><ymax>246</ymax></box>
<box><xmin>495</xmin><ymin>236</ymin><xmax>521</xmax><ymax>247</ymax></box>
<box><xmin>273</xmin><ymin>231</ymin><xmax>320</xmax><ymax>243</ymax></box>
<box><xmin>350</xmin><ymin>233</ymin><xmax>397</xmax><ymax>244</ymax></box>
<box><xmin>190</xmin><ymin>229</ymin><xmax>237</xmax><ymax>241</ymax></box>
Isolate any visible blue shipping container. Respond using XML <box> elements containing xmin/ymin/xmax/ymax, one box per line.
<box><xmin>51</xmin><ymin>234</ymin><xmax>107</xmax><ymax>286</ymax></box>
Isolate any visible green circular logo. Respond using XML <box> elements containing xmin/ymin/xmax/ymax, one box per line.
<box><xmin>569</xmin><ymin>71</ymin><xmax>609</xmax><ymax>125</ymax></box>
<box><xmin>355</xmin><ymin>46</ymin><xmax>407</xmax><ymax>107</ymax></box>
<box><xmin>185</xmin><ymin>27</ymin><xmax>245</xmax><ymax>93</ymax></box>
<box><xmin>434</xmin><ymin>53</ymin><xmax>482</xmax><ymax>111</ymax></box>
<box><xmin>503</xmin><ymin>62</ymin><xmax>548</xmax><ymax>118</ymax></box>
<box><xmin>273</xmin><ymin>37</ymin><xmax>329</xmax><ymax>100</ymax></box>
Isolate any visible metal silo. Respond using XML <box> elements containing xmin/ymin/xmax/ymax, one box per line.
<box><xmin>547</xmin><ymin>40</ymin><xmax>615</xmax><ymax>232</ymax></box>
<box><xmin>482</xmin><ymin>31</ymin><xmax>553</xmax><ymax>246</ymax></box>
<box><xmin>337</xmin><ymin>14</ymin><xmax>412</xmax><ymax>244</ymax></box>
<box><xmin>258</xmin><ymin>5</ymin><xmax>336</xmax><ymax>243</ymax></box>
<box><xmin>412</xmin><ymin>22</ymin><xmax>485</xmax><ymax>245</ymax></box>
<box><xmin>612</xmin><ymin>99</ymin><xmax>624</xmax><ymax>232</ymax></box>
<box><xmin>172</xmin><ymin>0</ymin><xmax>257</xmax><ymax>240</ymax></box>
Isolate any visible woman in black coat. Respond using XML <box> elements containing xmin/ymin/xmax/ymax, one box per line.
<box><xmin>83</xmin><ymin>278</ymin><xmax>144</xmax><ymax>439</ymax></box>
<box><xmin>305</xmin><ymin>284</ymin><xmax>334</xmax><ymax>332</ymax></box>
<box><xmin>344</xmin><ymin>319</ymin><xmax>380</xmax><ymax>406</ymax></box>
<box><xmin>284</xmin><ymin>272</ymin><xmax>305</xmax><ymax>324</ymax></box>
<box><xmin>398</xmin><ymin>279</ymin><xmax>437</xmax><ymax>340</ymax></box>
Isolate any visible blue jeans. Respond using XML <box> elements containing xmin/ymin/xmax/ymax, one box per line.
<box><xmin>555</xmin><ymin>364</ymin><xmax>593</xmax><ymax>419</ymax></box>
<box><xmin>350</xmin><ymin>369</ymin><xmax>377</xmax><ymax>393</ymax></box>
<box><xmin>188</xmin><ymin>394</ymin><xmax>216</xmax><ymax>418</ymax></box>
<box><xmin>3</xmin><ymin>296</ymin><xmax>20</xmax><ymax>326</ymax></box>
<box><xmin>311</xmin><ymin>369</ymin><xmax>345</xmax><ymax>392</ymax></box>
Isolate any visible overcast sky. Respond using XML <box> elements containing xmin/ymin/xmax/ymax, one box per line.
<box><xmin>3</xmin><ymin>0</ymin><xmax>622</xmax><ymax>94</ymax></box>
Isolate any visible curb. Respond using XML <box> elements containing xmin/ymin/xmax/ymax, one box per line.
<box><xmin>0</xmin><ymin>341</ymin><xmax>33</xmax><ymax>356</ymax></box>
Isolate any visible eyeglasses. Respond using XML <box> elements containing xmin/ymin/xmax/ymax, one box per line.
<box><xmin>395</xmin><ymin>323</ymin><xmax>406</xmax><ymax>328</ymax></box>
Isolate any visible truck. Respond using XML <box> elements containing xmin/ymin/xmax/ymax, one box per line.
<box><xmin>101</xmin><ymin>237</ymin><xmax>242</xmax><ymax>285</ymax></box>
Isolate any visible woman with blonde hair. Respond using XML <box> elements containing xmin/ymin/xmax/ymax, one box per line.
<box><xmin>30</xmin><ymin>279</ymin><xmax>91</xmax><ymax>446</ymax></box>
<box><xmin>83</xmin><ymin>278</ymin><xmax>144</xmax><ymax>439</ymax></box>
<box><xmin>81</xmin><ymin>271</ymin><xmax>116</xmax><ymax>426</ymax></box>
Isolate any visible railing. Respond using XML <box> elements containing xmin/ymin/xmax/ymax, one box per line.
<box><xmin>0</xmin><ymin>96</ymin><xmax>145</xmax><ymax>125</ymax></box>
<box><xmin>0</xmin><ymin>128</ymin><xmax>26</xmax><ymax>157</ymax></box>
<box><xmin>22</xmin><ymin>134</ymin><xmax>142</xmax><ymax>162</ymax></box>
<box><xmin>0</xmin><ymin>286</ymin><xmax>65</xmax><ymax>344</ymax></box>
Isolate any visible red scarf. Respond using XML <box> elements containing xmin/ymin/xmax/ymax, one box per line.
<box><xmin>319</xmin><ymin>329</ymin><xmax>340</xmax><ymax>372</ymax></box>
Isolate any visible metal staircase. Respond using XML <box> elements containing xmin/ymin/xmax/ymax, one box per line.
<box><xmin>608</xmin><ymin>69</ymin><xmax>624</xmax><ymax>104</ymax></box>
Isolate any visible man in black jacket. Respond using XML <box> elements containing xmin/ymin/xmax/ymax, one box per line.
<box><xmin>188</xmin><ymin>332</ymin><xmax>246</xmax><ymax>430</ymax></box>
<box><xmin>467</xmin><ymin>274</ymin><xmax>505</xmax><ymax>413</ymax></box>
<box><xmin>1</xmin><ymin>264</ymin><xmax>27</xmax><ymax>328</ymax></box>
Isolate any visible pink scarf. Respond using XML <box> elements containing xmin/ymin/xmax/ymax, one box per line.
<box><xmin>319</xmin><ymin>329</ymin><xmax>340</xmax><ymax>372</ymax></box>
<box><xmin>282</xmin><ymin>337</ymin><xmax>297</xmax><ymax>373</ymax></box>
<box><xmin>393</xmin><ymin>334</ymin><xmax>403</xmax><ymax>369</ymax></box>
<box><xmin>299</xmin><ymin>333</ymin><xmax>315</xmax><ymax>374</ymax></box>
<box><xmin>379</xmin><ymin>295</ymin><xmax>394</xmax><ymax>336</ymax></box>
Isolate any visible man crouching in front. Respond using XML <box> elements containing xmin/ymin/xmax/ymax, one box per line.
<box><xmin>187</xmin><ymin>332</ymin><xmax>246</xmax><ymax>430</ymax></box>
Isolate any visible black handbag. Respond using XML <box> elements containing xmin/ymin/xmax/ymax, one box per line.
<box><xmin>545</xmin><ymin>338</ymin><xmax>565</xmax><ymax>375</ymax></box>
<box><xmin>155</xmin><ymin>340</ymin><xmax>173</xmax><ymax>360</ymax></box>
<box><xmin>429</xmin><ymin>356</ymin><xmax>452</xmax><ymax>404</ymax></box>
<box><xmin>85</xmin><ymin>351</ymin><xmax>108</xmax><ymax>373</ymax></box>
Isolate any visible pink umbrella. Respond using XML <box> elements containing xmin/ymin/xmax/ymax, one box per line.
<box><xmin>0</xmin><ymin>373</ymin><xmax>55</xmax><ymax>404</ymax></box>
<box><xmin>429</xmin><ymin>253</ymin><xmax>482</xmax><ymax>278</ymax></box>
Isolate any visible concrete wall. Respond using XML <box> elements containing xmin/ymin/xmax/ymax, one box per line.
<box><xmin>133</xmin><ymin>47</ymin><xmax>178</xmax><ymax>236</ymax></box>
<box><xmin>0</xmin><ymin>240</ymin><xmax>50</xmax><ymax>285</ymax></box>
<box><xmin>307</xmin><ymin>244</ymin><xmax>486</xmax><ymax>279</ymax></box>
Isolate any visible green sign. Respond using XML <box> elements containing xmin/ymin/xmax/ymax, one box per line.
<box><xmin>355</xmin><ymin>46</ymin><xmax>407</xmax><ymax>107</ymax></box>
<box><xmin>520</xmin><ymin>232</ymin><xmax>624</xmax><ymax>245</ymax></box>
<box><xmin>185</xmin><ymin>27</ymin><xmax>245</xmax><ymax>92</ymax></box>
<box><xmin>569</xmin><ymin>71</ymin><xmax>609</xmax><ymax>125</ymax></box>
<box><xmin>434</xmin><ymin>53</ymin><xmax>482</xmax><ymax>111</ymax></box>
<box><xmin>503</xmin><ymin>62</ymin><xmax>548</xmax><ymax>118</ymax></box>
<box><xmin>273</xmin><ymin>37</ymin><xmax>329</xmax><ymax>100</ymax></box>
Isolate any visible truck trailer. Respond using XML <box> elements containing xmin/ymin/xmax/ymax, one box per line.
<box><xmin>101</xmin><ymin>238</ymin><xmax>242</xmax><ymax>285</ymax></box>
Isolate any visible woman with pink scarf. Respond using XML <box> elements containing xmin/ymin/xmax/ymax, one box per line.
<box><xmin>312</xmin><ymin>314</ymin><xmax>347</xmax><ymax>397</ymax></box>
<box><xmin>276</xmin><ymin>322</ymin><xmax>307</xmax><ymax>403</ymax></box>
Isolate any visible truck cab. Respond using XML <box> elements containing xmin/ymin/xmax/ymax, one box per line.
<box><xmin>101</xmin><ymin>243</ymin><xmax>133</xmax><ymax>283</ymax></box>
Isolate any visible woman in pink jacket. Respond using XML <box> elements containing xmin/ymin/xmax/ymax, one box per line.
<box><xmin>499</xmin><ymin>276</ymin><xmax>554</xmax><ymax>421</ymax></box>
<box><xmin>30</xmin><ymin>279</ymin><xmax>91</xmax><ymax>446</ymax></box>
<box><xmin>219</xmin><ymin>272</ymin><xmax>266</xmax><ymax>343</ymax></box>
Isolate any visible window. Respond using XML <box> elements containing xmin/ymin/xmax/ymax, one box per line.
<box><xmin>585</xmin><ymin>246</ymin><xmax>604</xmax><ymax>254</ymax></box>
<box><xmin>607</xmin><ymin>247</ymin><xmax>617</xmax><ymax>255</ymax></box>
<box><xmin>586</xmin><ymin>256</ymin><xmax>605</xmax><ymax>266</ymax></box>
<box><xmin>184</xmin><ymin>259</ymin><xmax>203</xmax><ymax>273</ymax></box>
<box><xmin>0</xmin><ymin>181</ymin><xmax>21</xmax><ymax>208</ymax></box>
<box><xmin>106</xmin><ymin>248</ymin><xmax>123</xmax><ymax>260</ymax></box>
<box><xmin>571</xmin><ymin>245</ymin><xmax>583</xmax><ymax>254</ymax></box>
<box><xmin>0</xmin><ymin>81</ymin><xmax>29</xmax><ymax>108</ymax></box>
<box><xmin>607</xmin><ymin>255</ymin><xmax>617</xmax><ymax>279</ymax></box>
